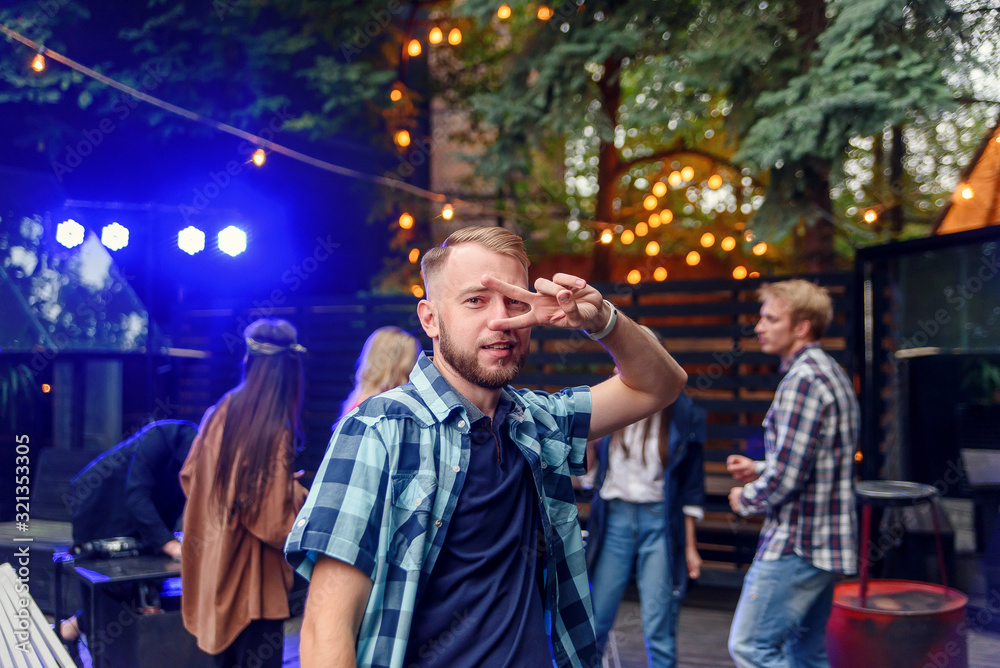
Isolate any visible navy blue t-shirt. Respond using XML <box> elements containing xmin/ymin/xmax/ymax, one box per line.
<box><xmin>403</xmin><ymin>394</ymin><xmax>552</xmax><ymax>667</ymax></box>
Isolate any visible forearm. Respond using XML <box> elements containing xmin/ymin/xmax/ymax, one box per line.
<box><xmin>301</xmin><ymin>556</ymin><xmax>371</xmax><ymax>668</ymax></box>
<box><xmin>597</xmin><ymin>310</ymin><xmax>687</xmax><ymax>408</ymax></box>
<box><xmin>300</xmin><ymin>617</ymin><xmax>357</xmax><ymax>668</ymax></box>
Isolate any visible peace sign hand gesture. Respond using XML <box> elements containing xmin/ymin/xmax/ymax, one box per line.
<box><xmin>481</xmin><ymin>273</ymin><xmax>608</xmax><ymax>332</ymax></box>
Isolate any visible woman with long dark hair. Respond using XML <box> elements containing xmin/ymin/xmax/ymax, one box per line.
<box><xmin>181</xmin><ymin>318</ymin><xmax>309</xmax><ymax>668</ymax></box>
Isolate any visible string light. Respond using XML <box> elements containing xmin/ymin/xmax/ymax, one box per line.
<box><xmin>429</xmin><ymin>27</ymin><xmax>443</xmax><ymax>44</ymax></box>
<box><xmin>732</xmin><ymin>266</ymin><xmax>748</xmax><ymax>279</ymax></box>
<box><xmin>498</xmin><ymin>4</ymin><xmax>512</xmax><ymax>19</ymax></box>
<box><xmin>448</xmin><ymin>28</ymin><xmax>462</xmax><ymax>45</ymax></box>
<box><xmin>41</xmin><ymin>383</ymin><xmax>52</xmax><ymax>393</ymax></box>
<box><xmin>680</xmin><ymin>166</ymin><xmax>694</xmax><ymax>181</ymax></box>
<box><xmin>749</xmin><ymin>271</ymin><xmax>760</xmax><ymax>278</ymax></box>
<box><xmin>686</xmin><ymin>251</ymin><xmax>701</xmax><ymax>266</ymax></box>
<box><xmin>252</xmin><ymin>148</ymin><xmax>266</xmax><ymax>166</ymax></box>
<box><xmin>441</xmin><ymin>203</ymin><xmax>454</xmax><ymax>220</ymax></box>
<box><xmin>537</xmin><ymin>5</ymin><xmax>553</xmax><ymax>20</ymax></box>
<box><xmin>399</xmin><ymin>212</ymin><xmax>414</xmax><ymax>229</ymax></box>
<box><xmin>626</xmin><ymin>269</ymin><xmax>641</xmax><ymax>284</ymax></box>
<box><xmin>700</xmin><ymin>232</ymin><xmax>715</xmax><ymax>248</ymax></box>
<box><xmin>667</xmin><ymin>171</ymin><xmax>683</xmax><ymax>187</ymax></box>
<box><xmin>635</xmin><ymin>221</ymin><xmax>648</xmax><ymax>237</ymax></box>
<box><xmin>621</xmin><ymin>229</ymin><xmax>635</xmax><ymax>244</ymax></box>
<box><xmin>648</xmin><ymin>213</ymin><xmax>661</xmax><ymax>228</ymax></box>
<box><xmin>960</xmin><ymin>184</ymin><xmax>974</xmax><ymax>200</ymax></box>
<box><xmin>407</xmin><ymin>39</ymin><xmax>422</xmax><ymax>57</ymax></box>
<box><xmin>411</xmin><ymin>284</ymin><xmax>425</xmax><ymax>298</ymax></box>
<box><xmin>707</xmin><ymin>174</ymin><xmax>723</xmax><ymax>189</ymax></box>
<box><xmin>408</xmin><ymin>248</ymin><xmax>420</xmax><ymax>263</ymax></box>
<box><xmin>643</xmin><ymin>195</ymin><xmax>658</xmax><ymax>210</ymax></box>
<box><xmin>752</xmin><ymin>242</ymin><xmax>768</xmax><ymax>256</ymax></box>
<box><xmin>660</xmin><ymin>209</ymin><xmax>673</xmax><ymax>225</ymax></box>
<box><xmin>600</xmin><ymin>230</ymin><xmax>613</xmax><ymax>244</ymax></box>
<box><xmin>31</xmin><ymin>50</ymin><xmax>45</xmax><ymax>72</ymax></box>
<box><xmin>863</xmin><ymin>210</ymin><xmax>877</xmax><ymax>224</ymax></box>
<box><xmin>721</xmin><ymin>236</ymin><xmax>736</xmax><ymax>251</ymax></box>
<box><xmin>390</xmin><ymin>87</ymin><xmax>403</xmax><ymax>102</ymax></box>
<box><xmin>652</xmin><ymin>182</ymin><xmax>667</xmax><ymax>197</ymax></box>
<box><xmin>645</xmin><ymin>241</ymin><xmax>660</xmax><ymax>256</ymax></box>
<box><xmin>744</xmin><ymin>229</ymin><xmax>755</xmax><ymax>242</ymax></box>
<box><xmin>653</xmin><ymin>267</ymin><xmax>668</xmax><ymax>281</ymax></box>
<box><xmin>394</xmin><ymin>129</ymin><xmax>411</xmax><ymax>148</ymax></box>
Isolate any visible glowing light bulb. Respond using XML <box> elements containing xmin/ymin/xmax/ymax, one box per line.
<box><xmin>635</xmin><ymin>222</ymin><xmax>648</xmax><ymax>237</ymax></box>
<box><xmin>685</xmin><ymin>251</ymin><xmax>700</xmax><ymax>266</ymax></box>
<box><xmin>668</xmin><ymin>171</ymin><xmax>683</xmax><ymax>187</ymax></box>
<box><xmin>31</xmin><ymin>52</ymin><xmax>45</xmax><ymax>72</ymax></box>
<box><xmin>744</xmin><ymin>229</ymin><xmax>755</xmax><ymax>242</ymax></box>
<box><xmin>721</xmin><ymin>236</ymin><xmax>736</xmax><ymax>251</ymax></box>
<box><xmin>621</xmin><ymin>230</ymin><xmax>635</xmax><ymax>244</ymax></box>
<box><xmin>411</xmin><ymin>285</ymin><xmax>425</xmax><ymax>298</ymax></box>
<box><xmin>41</xmin><ymin>383</ymin><xmax>52</xmax><ymax>393</ymax></box>
<box><xmin>645</xmin><ymin>241</ymin><xmax>660</xmax><ymax>256</ymax></box>
<box><xmin>56</xmin><ymin>219</ymin><xmax>85</xmax><ymax>248</ymax></box>
<box><xmin>429</xmin><ymin>27</ymin><xmax>443</xmax><ymax>44</ymax></box>
<box><xmin>659</xmin><ymin>209</ymin><xmax>673</xmax><ymax>225</ymax></box>
<box><xmin>537</xmin><ymin>5</ymin><xmax>553</xmax><ymax>20</ymax></box>
<box><xmin>653</xmin><ymin>267</ymin><xmax>667</xmax><ymax>281</ymax></box>
<box><xmin>441</xmin><ymin>203</ymin><xmax>454</xmax><ymax>220</ymax></box>
<box><xmin>390</xmin><ymin>88</ymin><xmax>403</xmax><ymax>102</ymax></box>
<box><xmin>407</xmin><ymin>39</ymin><xmax>422</xmax><ymax>57</ymax></box>
<box><xmin>707</xmin><ymin>174</ymin><xmax>723</xmax><ymax>189</ymax></box>
<box><xmin>399</xmin><ymin>212</ymin><xmax>414</xmax><ymax>229</ymax></box>
<box><xmin>178</xmin><ymin>226</ymin><xmax>206</xmax><ymax>255</ymax></box>
<box><xmin>652</xmin><ymin>182</ymin><xmax>667</xmax><ymax>197</ymax></box>
<box><xmin>600</xmin><ymin>230</ymin><xmax>613</xmax><ymax>244</ymax></box>
<box><xmin>749</xmin><ymin>271</ymin><xmax>760</xmax><ymax>278</ymax></box>
<box><xmin>448</xmin><ymin>28</ymin><xmax>462</xmax><ymax>45</ymax></box>
<box><xmin>252</xmin><ymin>149</ymin><xmax>266</xmax><ymax>166</ymax></box>
<box><xmin>395</xmin><ymin>129</ymin><xmax>411</xmax><ymax>148</ymax></box>
<box><xmin>732</xmin><ymin>266</ymin><xmax>748</xmax><ymax>280</ymax></box>
<box><xmin>643</xmin><ymin>195</ymin><xmax>658</xmax><ymax>211</ymax></box>
<box><xmin>863</xmin><ymin>210</ymin><xmax>877</xmax><ymax>224</ymax></box>
<box><xmin>627</xmin><ymin>269</ymin><xmax>641</xmax><ymax>284</ymax></box>
<box><xmin>681</xmin><ymin>166</ymin><xmax>694</xmax><ymax>181</ymax></box>
<box><xmin>498</xmin><ymin>4</ymin><xmax>512</xmax><ymax>19</ymax></box>
<box><xmin>960</xmin><ymin>185</ymin><xmax>974</xmax><ymax>200</ymax></box>
<box><xmin>700</xmin><ymin>232</ymin><xmax>715</xmax><ymax>248</ymax></box>
<box><xmin>648</xmin><ymin>213</ymin><xmax>661</xmax><ymax>228</ymax></box>
<box><xmin>752</xmin><ymin>242</ymin><xmax>767</xmax><ymax>256</ymax></box>
<box><xmin>409</xmin><ymin>248</ymin><xmax>420</xmax><ymax>263</ymax></box>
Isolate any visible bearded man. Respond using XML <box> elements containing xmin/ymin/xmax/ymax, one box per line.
<box><xmin>286</xmin><ymin>226</ymin><xmax>687</xmax><ymax>668</ymax></box>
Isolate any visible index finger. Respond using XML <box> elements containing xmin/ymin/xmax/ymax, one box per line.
<box><xmin>480</xmin><ymin>274</ymin><xmax>536</xmax><ymax>301</ymax></box>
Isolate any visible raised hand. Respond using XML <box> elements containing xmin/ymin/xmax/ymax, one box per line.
<box><xmin>481</xmin><ymin>273</ymin><xmax>606</xmax><ymax>332</ymax></box>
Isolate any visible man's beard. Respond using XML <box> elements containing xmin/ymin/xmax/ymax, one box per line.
<box><xmin>438</xmin><ymin>320</ymin><xmax>528</xmax><ymax>390</ymax></box>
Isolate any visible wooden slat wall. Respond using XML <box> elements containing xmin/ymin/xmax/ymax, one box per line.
<box><xmin>171</xmin><ymin>272</ymin><xmax>854</xmax><ymax>566</ymax></box>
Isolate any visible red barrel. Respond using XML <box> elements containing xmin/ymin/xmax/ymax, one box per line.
<box><xmin>827</xmin><ymin>580</ymin><xmax>968</xmax><ymax>668</ymax></box>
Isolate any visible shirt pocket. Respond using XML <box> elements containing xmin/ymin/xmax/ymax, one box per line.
<box><xmin>388</xmin><ymin>471</ymin><xmax>436</xmax><ymax>570</ymax></box>
<box><xmin>539</xmin><ymin>439</ymin><xmax>577</xmax><ymax>526</ymax></box>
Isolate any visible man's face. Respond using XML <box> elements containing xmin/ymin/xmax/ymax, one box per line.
<box><xmin>755</xmin><ymin>297</ymin><xmax>805</xmax><ymax>360</ymax></box>
<box><xmin>422</xmin><ymin>244</ymin><xmax>531</xmax><ymax>391</ymax></box>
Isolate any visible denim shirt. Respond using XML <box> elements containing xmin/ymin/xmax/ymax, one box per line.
<box><xmin>285</xmin><ymin>353</ymin><xmax>598</xmax><ymax>668</ymax></box>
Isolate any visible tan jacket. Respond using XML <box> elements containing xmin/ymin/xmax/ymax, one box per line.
<box><xmin>180</xmin><ymin>398</ymin><xmax>307</xmax><ymax>654</ymax></box>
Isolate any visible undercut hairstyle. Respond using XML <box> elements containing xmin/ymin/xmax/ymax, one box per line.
<box><xmin>420</xmin><ymin>226</ymin><xmax>530</xmax><ymax>297</ymax></box>
<box><xmin>759</xmin><ymin>279</ymin><xmax>833</xmax><ymax>340</ymax></box>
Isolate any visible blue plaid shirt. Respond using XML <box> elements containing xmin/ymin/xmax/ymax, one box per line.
<box><xmin>285</xmin><ymin>353</ymin><xmax>598</xmax><ymax>668</ymax></box>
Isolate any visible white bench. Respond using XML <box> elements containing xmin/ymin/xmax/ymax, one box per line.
<box><xmin>0</xmin><ymin>562</ymin><xmax>76</xmax><ymax>668</ymax></box>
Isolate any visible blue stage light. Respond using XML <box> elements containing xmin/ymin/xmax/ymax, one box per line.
<box><xmin>101</xmin><ymin>222</ymin><xmax>129</xmax><ymax>251</ymax></box>
<box><xmin>178</xmin><ymin>226</ymin><xmax>206</xmax><ymax>255</ymax></box>
<box><xmin>56</xmin><ymin>219</ymin><xmax>85</xmax><ymax>248</ymax></box>
<box><xmin>217</xmin><ymin>225</ymin><xmax>247</xmax><ymax>257</ymax></box>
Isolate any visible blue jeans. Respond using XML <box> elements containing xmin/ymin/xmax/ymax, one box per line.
<box><xmin>728</xmin><ymin>554</ymin><xmax>838</xmax><ymax>668</ymax></box>
<box><xmin>590</xmin><ymin>499</ymin><xmax>676</xmax><ymax>668</ymax></box>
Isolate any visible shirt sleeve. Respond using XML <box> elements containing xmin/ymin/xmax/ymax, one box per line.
<box><xmin>284</xmin><ymin>415</ymin><xmax>390</xmax><ymax>581</ymax></box>
<box><xmin>736</xmin><ymin>374</ymin><xmax>828</xmax><ymax>515</ymax></box>
<box><xmin>125</xmin><ymin>431</ymin><xmax>177</xmax><ymax>549</ymax></box>
<box><xmin>537</xmin><ymin>386</ymin><xmax>592</xmax><ymax>475</ymax></box>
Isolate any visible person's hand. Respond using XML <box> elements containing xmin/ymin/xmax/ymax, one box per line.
<box><xmin>726</xmin><ymin>454</ymin><xmax>759</xmax><ymax>483</ymax></box>
<box><xmin>480</xmin><ymin>273</ymin><xmax>607</xmax><ymax>332</ymax></box>
<box><xmin>728</xmin><ymin>487</ymin><xmax>745</xmax><ymax>514</ymax></box>
<box><xmin>686</xmin><ymin>545</ymin><xmax>702</xmax><ymax>580</ymax></box>
<box><xmin>162</xmin><ymin>539</ymin><xmax>182</xmax><ymax>561</ymax></box>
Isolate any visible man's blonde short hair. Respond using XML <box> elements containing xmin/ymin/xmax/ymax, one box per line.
<box><xmin>759</xmin><ymin>279</ymin><xmax>833</xmax><ymax>340</ymax></box>
<box><xmin>420</xmin><ymin>226</ymin><xmax>530</xmax><ymax>296</ymax></box>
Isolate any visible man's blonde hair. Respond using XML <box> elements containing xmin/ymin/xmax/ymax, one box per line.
<box><xmin>420</xmin><ymin>226</ymin><xmax>530</xmax><ymax>296</ymax></box>
<box><xmin>759</xmin><ymin>279</ymin><xmax>833</xmax><ymax>340</ymax></box>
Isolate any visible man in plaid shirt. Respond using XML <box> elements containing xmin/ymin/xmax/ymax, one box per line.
<box><xmin>726</xmin><ymin>279</ymin><xmax>859</xmax><ymax>667</ymax></box>
<box><xmin>286</xmin><ymin>226</ymin><xmax>688</xmax><ymax>668</ymax></box>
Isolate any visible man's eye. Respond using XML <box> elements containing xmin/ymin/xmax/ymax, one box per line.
<box><xmin>468</xmin><ymin>297</ymin><xmax>483</xmax><ymax>305</ymax></box>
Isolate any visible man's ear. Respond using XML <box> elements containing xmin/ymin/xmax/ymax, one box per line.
<box><xmin>793</xmin><ymin>318</ymin><xmax>813</xmax><ymax>341</ymax></box>
<box><xmin>417</xmin><ymin>299</ymin><xmax>438</xmax><ymax>338</ymax></box>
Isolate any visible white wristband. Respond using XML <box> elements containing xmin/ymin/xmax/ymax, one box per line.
<box><xmin>585</xmin><ymin>300</ymin><xmax>618</xmax><ymax>341</ymax></box>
